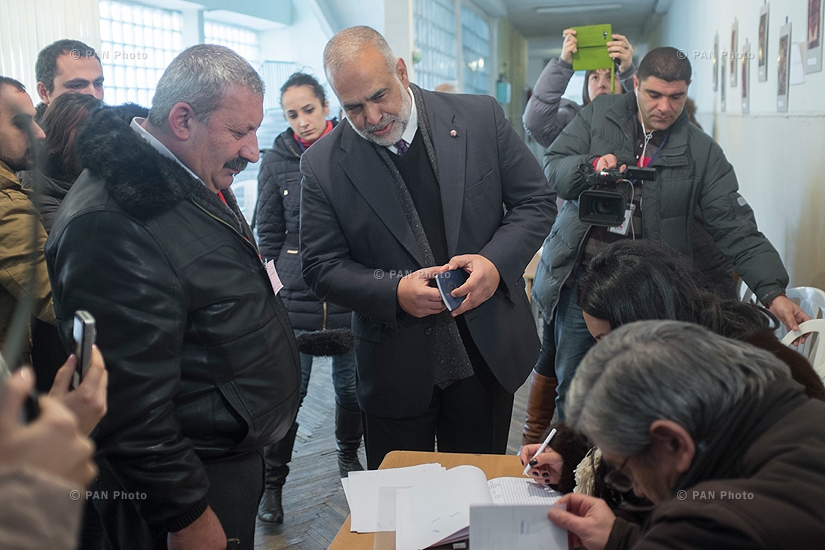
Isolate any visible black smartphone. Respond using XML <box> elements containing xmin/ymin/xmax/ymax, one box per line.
<box><xmin>73</xmin><ymin>310</ymin><xmax>96</xmax><ymax>387</ymax></box>
<box><xmin>435</xmin><ymin>269</ymin><xmax>469</xmax><ymax>311</ymax></box>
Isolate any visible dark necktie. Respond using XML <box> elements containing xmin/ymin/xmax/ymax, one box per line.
<box><xmin>395</xmin><ymin>139</ymin><xmax>409</xmax><ymax>157</ymax></box>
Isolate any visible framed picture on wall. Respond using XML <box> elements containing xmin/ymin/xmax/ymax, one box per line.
<box><xmin>721</xmin><ymin>59</ymin><xmax>727</xmax><ymax>112</ymax></box>
<box><xmin>808</xmin><ymin>0</ymin><xmax>823</xmax><ymax>72</ymax></box>
<box><xmin>713</xmin><ymin>33</ymin><xmax>719</xmax><ymax>91</ymax></box>
<box><xmin>730</xmin><ymin>19</ymin><xmax>738</xmax><ymax>87</ymax></box>
<box><xmin>742</xmin><ymin>41</ymin><xmax>750</xmax><ymax>114</ymax></box>
<box><xmin>759</xmin><ymin>3</ymin><xmax>770</xmax><ymax>81</ymax></box>
<box><xmin>777</xmin><ymin>22</ymin><xmax>791</xmax><ymax>112</ymax></box>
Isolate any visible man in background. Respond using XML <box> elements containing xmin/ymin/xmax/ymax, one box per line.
<box><xmin>34</xmin><ymin>39</ymin><xmax>104</xmax><ymax>119</ymax></box>
<box><xmin>0</xmin><ymin>76</ymin><xmax>53</xmax><ymax>365</ymax></box>
<box><xmin>532</xmin><ymin>46</ymin><xmax>807</xmax><ymax>420</ymax></box>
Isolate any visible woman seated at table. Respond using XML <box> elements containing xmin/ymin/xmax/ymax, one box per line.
<box><xmin>520</xmin><ymin>240</ymin><xmax>824</xmax><ymax>501</ymax></box>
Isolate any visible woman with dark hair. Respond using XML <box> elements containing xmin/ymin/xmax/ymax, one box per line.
<box><xmin>27</xmin><ymin>97</ymin><xmax>146</xmax><ymax>390</ymax></box>
<box><xmin>575</xmin><ymin>241</ymin><xmax>824</xmax><ymax>396</ymax></box>
<box><xmin>521</xmin><ymin>240</ymin><xmax>825</xmax><ymax>499</ymax></box>
<box><xmin>32</xmin><ymin>93</ymin><xmax>102</xmax><ymax>232</ymax></box>
<box><xmin>254</xmin><ymin>72</ymin><xmax>361</xmax><ymax>524</ymax></box>
<box><xmin>23</xmin><ymin>93</ymin><xmax>104</xmax><ymax>393</ymax></box>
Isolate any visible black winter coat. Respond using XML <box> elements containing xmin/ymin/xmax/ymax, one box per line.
<box><xmin>45</xmin><ymin>106</ymin><xmax>300</xmax><ymax>532</ymax></box>
<box><xmin>255</xmin><ymin>124</ymin><xmax>351</xmax><ymax>331</ymax></box>
<box><xmin>18</xmin><ymin>171</ymin><xmax>70</xmax><ymax>234</ymax></box>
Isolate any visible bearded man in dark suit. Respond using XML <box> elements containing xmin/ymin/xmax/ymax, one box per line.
<box><xmin>300</xmin><ymin>26</ymin><xmax>556</xmax><ymax>468</ymax></box>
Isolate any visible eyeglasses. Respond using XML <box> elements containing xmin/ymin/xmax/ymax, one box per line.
<box><xmin>604</xmin><ymin>456</ymin><xmax>634</xmax><ymax>493</ymax></box>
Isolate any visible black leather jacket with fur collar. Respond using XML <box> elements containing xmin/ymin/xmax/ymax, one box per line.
<box><xmin>45</xmin><ymin>105</ymin><xmax>300</xmax><ymax>531</ymax></box>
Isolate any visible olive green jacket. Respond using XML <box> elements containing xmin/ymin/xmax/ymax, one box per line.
<box><xmin>532</xmin><ymin>92</ymin><xmax>788</xmax><ymax>319</ymax></box>
<box><xmin>0</xmin><ymin>162</ymin><xmax>54</xmax><ymax>362</ymax></box>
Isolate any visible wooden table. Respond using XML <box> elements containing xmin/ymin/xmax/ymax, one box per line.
<box><xmin>328</xmin><ymin>451</ymin><xmax>525</xmax><ymax>550</ymax></box>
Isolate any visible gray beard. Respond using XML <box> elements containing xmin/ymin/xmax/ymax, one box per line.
<box><xmin>347</xmin><ymin>84</ymin><xmax>412</xmax><ymax>147</ymax></box>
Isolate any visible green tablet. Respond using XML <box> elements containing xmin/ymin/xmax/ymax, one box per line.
<box><xmin>571</xmin><ymin>24</ymin><xmax>614</xmax><ymax>71</ymax></box>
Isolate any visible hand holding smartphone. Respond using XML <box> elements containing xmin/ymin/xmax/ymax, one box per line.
<box><xmin>435</xmin><ymin>268</ymin><xmax>469</xmax><ymax>311</ymax></box>
<box><xmin>72</xmin><ymin>311</ymin><xmax>96</xmax><ymax>389</ymax></box>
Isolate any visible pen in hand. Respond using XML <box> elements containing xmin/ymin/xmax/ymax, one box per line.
<box><xmin>522</xmin><ymin>428</ymin><xmax>557</xmax><ymax>476</ymax></box>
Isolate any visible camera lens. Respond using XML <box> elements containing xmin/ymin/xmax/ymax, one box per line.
<box><xmin>594</xmin><ymin>199</ymin><xmax>619</xmax><ymax>216</ymax></box>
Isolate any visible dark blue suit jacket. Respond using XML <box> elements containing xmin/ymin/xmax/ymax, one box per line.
<box><xmin>300</xmin><ymin>85</ymin><xmax>556</xmax><ymax>417</ymax></box>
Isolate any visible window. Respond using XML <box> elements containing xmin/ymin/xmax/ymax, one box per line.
<box><xmin>99</xmin><ymin>0</ymin><xmax>183</xmax><ymax>106</ymax></box>
<box><xmin>413</xmin><ymin>0</ymin><xmax>492</xmax><ymax>95</ymax></box>
<box><xmin>413</xmin><ymin>0</ymin><xmax>457</xmax><ymax>91</ymax></box>
<box><xmin>204</xmin><ymin>21</ymin><xmax>261</xmax><ymax>67</ymax></box>
<box><xmin>460</xmin><ymin>5</ymin><xmax>491</xmax><ymax>95</ymax></box>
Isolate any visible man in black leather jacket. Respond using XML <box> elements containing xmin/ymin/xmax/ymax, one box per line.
<box><xmin>45</xmin><ymin>45</ymin><xmax>300</xmax><ymax>550</ymax></box>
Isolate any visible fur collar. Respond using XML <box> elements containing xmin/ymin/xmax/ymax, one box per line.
<box><xmin>76</xmin><ymin>103</ymin><xmax>244</xmax><ymax>228</ymax></box>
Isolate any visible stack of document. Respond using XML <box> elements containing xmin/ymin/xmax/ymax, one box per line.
<box><xmin>342</xmin><ymin>463</ymin><xmax>564</xmax><ymax>549</ymax></box>
<box><xmin>343</xmin><ymin>463</ymin><xmax>446</xmax><ymax>532</ymax></box>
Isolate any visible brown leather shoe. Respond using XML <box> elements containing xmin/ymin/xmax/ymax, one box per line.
<box><xmin>522</xmin><ymin>370</ymin><xmax>558</xmax><ymax>446</ymax></box>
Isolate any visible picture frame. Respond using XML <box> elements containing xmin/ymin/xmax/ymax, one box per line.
<box><xmin>742</xmin><ymin>41</ymin><xmax>750</xmax><ymax>114</ymax></box>
<box><xmin>808</xmin><ymin>0</ymin><xmax>823</xmax><ymax>73</ymax></box>
<box><xmin>758</xmin><ymin>3</ymin><xmax>770</xmax><ymax>81</ymax></box>
<box><xmin>730</xmin><ymin>19</ymin><xmax>738</xmax><ymax>87</ymax></box>
<box><xmin>713</xmin><ymin>33</ymin><xmax>719</xmax><ymax>91</ymax></box>
<box><xmin>721</xmin><ymin>59</ymin><xmax>727</xmax><ymax>113</ymax></box>
<box><xmin>777</xmin><ymin>22</ymin><xmax>792</xmax><ymax>112</ymax></box>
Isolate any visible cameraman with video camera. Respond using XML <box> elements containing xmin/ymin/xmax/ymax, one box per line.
<box><xmin>532</xmin><ymin>47</ymin><xmax>807</xmax><ymax>420</ymax></box>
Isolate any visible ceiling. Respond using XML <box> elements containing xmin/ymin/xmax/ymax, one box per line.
<box><xmin>312</xmin><ymin>0</ymin><xmax>673</xmax><ymax>61</ymax></box>
<box><xmin>498</xmin><ymin>0</ymin><xmax>672</xmax><ymax>59</ymax></box>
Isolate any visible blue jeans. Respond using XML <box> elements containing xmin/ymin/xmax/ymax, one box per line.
<box><xmin>295</xmin><ymin>329</ymin><xmax>359</xmax><ymax>413</ymax></box>
<box><xmin>553</xmin><ymin>277</ymin><xmax>596</xmax><ymax>420</ymax></box>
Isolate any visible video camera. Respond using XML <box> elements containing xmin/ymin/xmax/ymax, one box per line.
<box><xmin>578</xmin><ymin>165</ymin><xmax>657</xmax><ymax>226</ymax></box>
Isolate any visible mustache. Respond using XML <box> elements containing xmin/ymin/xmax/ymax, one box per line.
<box><xmin>224</xmin><ymin>157</ymin><xmax>249</xmax><ymax>172</ymax></box>
<box><xmin>364</xmin><ymin>115</ymin><xmax>399</xmax><ymax>133</ymax></box>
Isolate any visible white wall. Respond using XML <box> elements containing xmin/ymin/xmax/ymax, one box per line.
<box><xmin>259</xmin><ymin>1</ymin><xmax>332</xmax><ymax>81</ymax></box>
<box><xmin>384</xmin><ymin>0</ymin><xmax>413</xmax><ymax>77</ymax></box>
<box><xmin>652</xmin><ymin>0</ymin><xmax>825</xmax><ymax>289</ymax></box>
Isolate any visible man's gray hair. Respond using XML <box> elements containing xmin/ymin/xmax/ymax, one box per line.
<box><xmin>323</xmin><ymin>26</ymin><xmax>396</xmax><ymax>86</ymax></box>
<box><xmin>565</xmin><ymin>321</ymin><xmax>791</xmax><ymax>456</ymax></box>
<box><xmin>148</xmin><ymin>44</ymin><xmax>264</xmax><ymax>127</ymax></box>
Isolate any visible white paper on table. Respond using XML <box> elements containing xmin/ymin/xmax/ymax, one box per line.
<box><xmin>348</xmin><ymin>464</ymin><xmax>445</xmax><ymax>532</ymax></box>
<box><xmin>469</xmin><ymin>504</ymin><xmax>569</xmax><ymax>550</ymax></box>
<box><xmin>375</xmin><ymin>487</ymin><xmax>398</xmax><ymax>532</ymax></box>
<box><xmin>488</xmin><ymin>477</ymin><xmax>563</xmax><ymax>506</ymax></box>
<box><xmin>395</xmin><ymin>465</ymin><xmax>493</xmax><ymax>550</ymax></box>
<box><xmin>395</xmin><ymin>488</ymin><xmax>418</xmax><ymax>550</ymax></box>
<box><xmin>790</xmin><ymin>42</ymin><xmax>806</xmax><ymax>84</ymax></box>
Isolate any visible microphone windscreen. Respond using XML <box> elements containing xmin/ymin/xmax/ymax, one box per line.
<box><xmin>296</xmin><ymin>328</ymin><xmax>355</xmax><ymax>356</ymax></box>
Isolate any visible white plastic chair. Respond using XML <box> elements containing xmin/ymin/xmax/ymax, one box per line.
<box><xmin>786</xmin><ymin>287</ymin><xmax>825</xmax><ymax>320</ymax></box>
<box><xmin>781</xmin><ymin>319</ymin><xmax>825</xmax><ymax>382</ymax></box>
<box><xmin>774</xmin><ymin>287</ymin><xmax>825</xmax><ymax>341</ymax></box>
<box><xmin>736</xmin><ymin>279</ymin><xmax>758</xmax><ymax>305</ymax></box>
